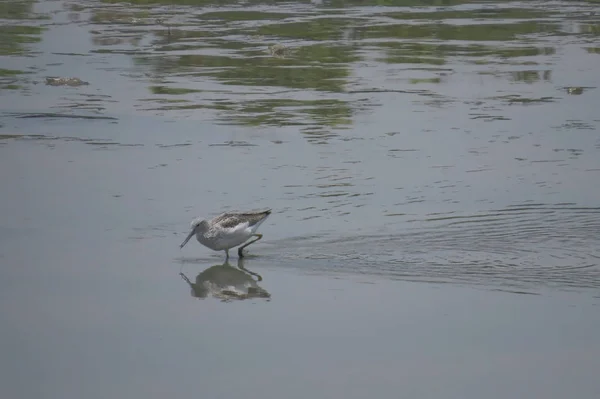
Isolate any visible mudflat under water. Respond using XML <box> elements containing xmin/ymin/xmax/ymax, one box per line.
<box><xmin>1</xmin><ymin>1</ymin><xmax>599</xmax><ymax>398</ymax></box>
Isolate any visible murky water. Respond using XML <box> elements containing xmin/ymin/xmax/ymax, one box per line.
<box><xmin>1</xmin><ymin>0</ymin><xmax>600</xmax><ymax>398</ymax></box>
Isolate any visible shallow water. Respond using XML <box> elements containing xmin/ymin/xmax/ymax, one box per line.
<box><xmin>1</xmin><ymin>0</ymin><xmax>600</xmax><ymax>398</ymax></box>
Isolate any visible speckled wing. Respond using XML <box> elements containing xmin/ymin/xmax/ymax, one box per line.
<box><xmin>212</xmin><ymin>209</ymin><xmax>272</xmax><ymax>229</ymax></box>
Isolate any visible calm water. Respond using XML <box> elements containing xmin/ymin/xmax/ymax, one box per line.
<box><xmin>1</xmin><ymin>0</ymin><xmax>600</xmax><ymax>398</ymax></box>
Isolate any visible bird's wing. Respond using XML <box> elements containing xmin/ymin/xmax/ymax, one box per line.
<box><xmin>213</xmin><ymin>210</ymin><xmax>271</xmax><ymax>228</ymax></box>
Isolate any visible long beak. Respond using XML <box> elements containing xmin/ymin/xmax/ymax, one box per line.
<box><xmin>180</xmin><ymin>228</ymin><xmax>196</xmax><ymax>249</ymax></box>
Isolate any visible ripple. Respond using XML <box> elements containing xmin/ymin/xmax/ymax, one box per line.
<box><xmin>5</xmin><ymin>112</ymin><xmax>118</xmax><ymax>121</ymax></box>
<box><xmin>269</xmin><ymin>203</ymin><xmax>600</xmax><ymax>291</ymax></box>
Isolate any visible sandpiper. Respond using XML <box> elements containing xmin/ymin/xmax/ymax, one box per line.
<box><xmin>180</xmin><ymin>209</ymin><xmax>271</xmax><ymax>259</ymax></box>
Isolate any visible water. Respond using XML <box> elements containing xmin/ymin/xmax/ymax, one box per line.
<box><xmin>1</xmin><ymin>0</ymin><xmax>599</xmax><ymax>398</ymax></box>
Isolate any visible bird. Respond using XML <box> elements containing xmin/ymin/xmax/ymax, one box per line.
<box><xmin>179</xmin><ymin>258</ymin><xmax>270</xmax><ymax>301</ymax></box>
<box><xmin>179</xmin><ymin>209</ymin><xmax>271</xmax><ymax>259</ymax></box>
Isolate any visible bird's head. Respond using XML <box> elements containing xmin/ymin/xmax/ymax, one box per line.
<box><xmin>179</xmin><ymin>218</ymin><xmax>209</xmax><ymax>249</ymax></box>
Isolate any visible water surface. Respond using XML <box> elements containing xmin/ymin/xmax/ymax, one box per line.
<box><xmin>1</xmin><ymin>0</ymin><xmax>599</xmax><ymax>398</ymax></box>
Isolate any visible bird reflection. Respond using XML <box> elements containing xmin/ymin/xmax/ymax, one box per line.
<box><xmin>179</xmin><ymin>258</ymin><xmax>270</xmax><ymax>301</ymax></box>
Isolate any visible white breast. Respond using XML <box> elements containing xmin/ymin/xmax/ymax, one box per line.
<box><xmin>197</xmin><ymin>222</ymin><xmax>253</xmax><ymax>250</ymax></box>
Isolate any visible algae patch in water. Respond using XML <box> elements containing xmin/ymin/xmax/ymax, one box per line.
<box><xmin>45</xmin><ymin>77</ymin><xmax>89</xmax><ymax>87</ymax></box>
<box><xmin>149</xmin><ymin>86</ymin><xmax>201</xmax><ymax>95</ymax></box>
<box><xmin>1</xmin><ymin>84</ymin><xmax>22</xmax><ymax>90</ymax></box>
<box><xmin>384</xmin><ymin>7</ymin><xmax>558</xmax><ymax>21</ymax></box>
<box><xmin>257</xmin><ymin>18</ymin><xmax>361</xmax><ymax>41</ymax></box>
<box><xmin>409</xmin><ymin>77</ymin><xmax>442</xmax><ymax>84</ymax></box>
<box><xmin>0</xmin><ymin>25</ymin><xmax>44</xmax><ymax>55</ymax></box>
<box><xmin>0</xmin><ymin>68</ymin><xmax>29</xmax><ymax>76</ymax></box>
<box><xmin>0</xmin><ymin>69</ymin><xmax>30</xmax><ymax>91</ymax></box>
<box><xmin>197</xmin><ymin>11</ymin><xmax>292</xmax><ymax>21</ymax></box>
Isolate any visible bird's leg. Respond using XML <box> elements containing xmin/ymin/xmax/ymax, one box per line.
<box><xmin>225</xmin><ymin>248</ymin><xmax>230</xmax><ymax>260</ymax></box>
<box><xmin>237</xmin><ymin>258</ymin><xmax>263</xmax><ymax>282</ymax></box>
<box><xmin>179</xmin><ymin>272</ymin><xmax>193</xmax><ymax>287</ymax></box>
<box><xmin>238</xmin><ymin>234</ymin><xmax>263</xmax><ymax>258</ymax></box>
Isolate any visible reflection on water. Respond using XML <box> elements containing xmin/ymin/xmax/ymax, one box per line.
<box><xmin>179</xmin><ymin>258</ymin><xmax>270</xmax><ymax>302</ymax></box>
<box><xmin>2</xmin><ymin>0</ymin><xmax>599</xmax><ymax>136</ymax></box>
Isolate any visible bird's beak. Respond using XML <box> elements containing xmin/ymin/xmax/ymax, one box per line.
<box><xmin>180</xmin><ymin>227</ymin><xmax>196</xmax><ymax>249</ymax></box>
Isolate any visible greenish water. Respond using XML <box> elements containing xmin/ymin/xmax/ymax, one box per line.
<box><xmin>1</xmin><ymin>0</ymin><xmax>600</xmax><ymax>398</ymax></box>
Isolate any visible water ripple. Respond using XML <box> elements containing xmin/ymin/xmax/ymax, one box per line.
<box><xmin>270</xmin><ymin>203</ymin><xmax>600</xmax><ymax>291</ymax></box>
